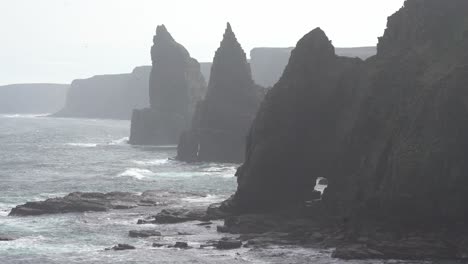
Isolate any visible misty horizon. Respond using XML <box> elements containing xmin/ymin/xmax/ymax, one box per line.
<box><xmin>0</xmin><ymin>0</ymin><xmax>405</xmax><ymax>85</ymax></box>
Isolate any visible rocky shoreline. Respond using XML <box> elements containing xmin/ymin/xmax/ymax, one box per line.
<box><xmin>7</xmin><ymin>192</ymin><xmax>468</xmax><ymax>261</ymax></box>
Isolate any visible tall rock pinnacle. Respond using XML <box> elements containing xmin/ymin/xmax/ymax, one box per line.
<box><xmin>129</xmin><ymin>25</ymin><xmax>206</xmax><ymax>145</ymax></box>
<box><xmin>177</xmin><ymin>23</ymin><xmax>261</xmax><ymax>163</ymax></box>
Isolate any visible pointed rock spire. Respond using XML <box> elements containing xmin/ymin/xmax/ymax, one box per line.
<box><xmin>176</xmin><ymin>23</ymin><xmax>261</xmax><ymax>163</ymax></box>
<box><xmin>154</xmin><ymin>24</ymin><xmax>174</xmax><ymax>43</ymax></box>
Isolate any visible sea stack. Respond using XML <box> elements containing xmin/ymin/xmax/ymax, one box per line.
<box><xmin>177</xmin><ymin>23</ymin><xmax>261</xmax><ymax>163</ymax></box>
<box><xmin>129</xmin><ymin>25</ymin><xmax>206</xmax><ymax>145</ymax></box>
<box><xmin>227</xmin><ymin>0</ymin><xmax>468</xmax><ymax>229</ymax></box>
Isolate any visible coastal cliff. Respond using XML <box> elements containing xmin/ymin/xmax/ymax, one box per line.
<box><xmin>177</xmin><ymin>23</ymin><xmax>261</xmax><ymax>163</ymax></box>
<box><xmin>129</xmin><ymin>25</ymin><xmax>206</xmax><ymax>145</ymax></box>
<box><xmin>229</xmin><ymin>0</ymin><xmax>468</xmax><ymax>229</ymax></box>
<box><xmin>53</xmin><ymin>66</ymin><xmax>150</xmax><ymax>120</ymax></box>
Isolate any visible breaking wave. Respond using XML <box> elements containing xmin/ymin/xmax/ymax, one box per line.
<box><xmin>117</xmin><ymin>168</ymin><xmax>155</xmax><ymax>180</ymax></box>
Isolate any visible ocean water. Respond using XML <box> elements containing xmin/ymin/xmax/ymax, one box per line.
<box><xmin>0</xmin><ymin>115</ymin><xmax>446</xmax><ymax>263</ymax></box>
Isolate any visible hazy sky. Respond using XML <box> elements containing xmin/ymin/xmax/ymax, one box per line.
<box><xmin>0</xmin><ymin>0</ymin><xmax>406</xmax><ymax>85</ymax></box>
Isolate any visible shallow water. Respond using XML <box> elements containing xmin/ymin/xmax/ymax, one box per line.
<box><xmin>0</xmin><ymin>115</ymin><xmax>454</xmax><ymax>263</ymax></box>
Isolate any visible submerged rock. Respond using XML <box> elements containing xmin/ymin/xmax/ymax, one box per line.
<box><xmin>129</xmin><ymin>25</ymin><xmax>206</xmax><ymax>145</ymax></box>
<box><xmin>216</xmin><ymin>237</ymin><xmax>242</xmax><ymax>250</ymax></box>
<box><xmin>128</xmin><ymin>230</ymin><xmax>162</xmax><ymax>238</ymax></box>
<box><xmin>171</xmin><ymin>242</ymin><xmax>190</xmax><ymax>249</ymax></box>
<box><xmin>106</xmin><ymin>244</ymin><xmax>136</xmax><ymax>251</ymax></box>
<box><xmin>176</xmin><ymin>23</ymin><xmax>261</xmax><ymax>163</ymax></box>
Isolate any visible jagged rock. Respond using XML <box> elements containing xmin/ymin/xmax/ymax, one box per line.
<box><xmin>231</xmin><ymin>27</ymin><xmax>364</xmax><ymax>211</ymax></box>
<box><xmin>216</xmin><ymin>237</ymin><xmax>242</xmax><ymax>249</ymax></box>
<box><xmin>128</xmin><ymin>230</ymin><xmax>162</xmax><ymax>238</ymax></box>
<box><xmin>53</xmin><ymin>67</ymin><xmax>150</xmax><ymax>120</ymax></box>
<box><xmin>228</xmin><ymin>0</ymin><xmax>468</xmax><ymax>230</ymax></box>
<box><xmin>106</xmin><ymin>244</ymin><xmax>136</xmax><ymax>251</ymax></box>
<box><xmin>153</xmin><ymin>208</ymin><xmax>207</xmax><ymax>224</ymax></box>
<box><xmin>176</xmin><ymin>23</ymin><xmax>261</xmax><ymax>163</ymax></box>
<box><xmin>129</xmin><ymin>25</ymin><xmax>206</xmax><ymax>145</ymax></box>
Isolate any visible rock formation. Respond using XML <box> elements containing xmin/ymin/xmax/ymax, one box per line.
<box><xmin>53</xmin><ymin>66</ymin><xmax>150</xmax><ymax>120</ymax></box>
<box><xmin>0</xmin><ymin>84</ymin><xmax>68</xmax><ymax>114</ymax></box>
<box><xmin>177</xmin><ymin>23</ymin><xmax>261</xmax><ymax>163</ymax></box>
<box><xmin>228</xmin><ymin>0</ymin><xmax>468</xmax><ymax>229</ymax></box>
<box><xmin>129</xmin><ymin>25</ymin><xmax>206</xmax><ymax>145</ymax></box>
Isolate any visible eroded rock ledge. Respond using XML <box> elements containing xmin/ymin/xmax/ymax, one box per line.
<box><xmin>9</xmin><ymin>191</ymin><xmax>197</xmax><ymax>216</ymax></box>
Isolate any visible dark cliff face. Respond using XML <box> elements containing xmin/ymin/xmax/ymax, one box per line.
<box><xmin>232</xmin><ymin>0</ymin><xmax>468</xmax><ymax>226</ymax></box>
<box><xmin>234</xmin><ymin>28</ymin><xmax>365</xmax><ymax>209</ymax></box>
<box><xmin>338</xmin><ymin>0</ymin><xmax>468</xmax><ymax>225</ymax></box>
<box><xmin>177</xmin><ymin>23</ymin><xmax>260</xmax><ymax>163</ymax></box>
<box><xmin>54</xmin><ymin>67</ymin><xmax>150</xmax><ymax>120</ymax></box>
<box><xmin>129</xmin><ymin>25</ymin><xmax>206</xmax><ymax>145</ymax></box>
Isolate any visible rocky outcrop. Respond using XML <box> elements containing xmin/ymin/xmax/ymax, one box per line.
<box><xmin>250</xmin><ymin>46</ymin><xmax>376</xmax><ymax>88</ymax></box>
<box><xmin>0</xmin><ymin>84</ymin><xmax>68</xmax><ymax>114</ymax></box>
<box><xmin>53</xmin><ymin>66</ymin><xmax>150</xmax><ymax>120</ymax></box>
<box><xmin>129</xmin><ymin>25</ymin><xmax>206</xmax><ymax>145</ymax></box>
<box><xmin>176</xmin><ymin>23</ymin><xmax>261</xmax><ymax>163</ymax></box>
<box><xmin>9</xmin><ymin>190</ymin><xmax>193</xmax><ymax>216</ymax></box>
<box><xmin>228</xmin><ymin>0</ymin><xmax>468</xmax><ymax>230</ymax></box>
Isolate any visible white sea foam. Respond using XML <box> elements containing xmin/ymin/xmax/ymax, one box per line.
<box><xmin>108</xmin><ymin>137</ymin><xmax>129</xmax><ymax>146</ymax></box>
<box><xmin>182</xmin><ymin>194</ymin><xmax>224</xmax><ymax>204</ymax></box>
<box><xmin>1</xmin><ymin>113</ymin><xmax>50</xmax><ymax>118</ymax></box>
<box><xmin>117</xmin><ymin>168</ymin><xmax>155</xmax><ymax>180</ymax></box>
<box><xmin>131</xmin><ymin>158</ymin><xmax>170</xmax><ymax>166</ymax></box>
<box><xmin>65</xmin><ymin>143</ymin><xmax>98</xmax><ymax>148</ymax></box>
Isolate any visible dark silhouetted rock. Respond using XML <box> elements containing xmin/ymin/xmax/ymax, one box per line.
<box><xmin>106</xmin><ymin>244</ymin><xmax>136</xmax><ymax>251</ymax></box>
<box><xmin>129</xmin><ymin>25</ymin><xmax>206</xmax><ymax>145</ymax></box>
<box><xmin>0</xmin><ymin>84</ymin><xmax>68</xmax><ymax>114</ymax></box>
<box><xmin>250</xmin><ymin>47</ymin><xmax>376</xmax><ymax>88</ymax></box>
<box><xmin>216</xmin><ymin>237</ymin><xmax>242</xmax><ymax>249</ymax></box>
<box><xmin>227</xmin><ymin>0</ymin><xmax>468</xmax><ymax>231</ymax></box>
<box><xmin>177</xmin><ymin>23</ymin><xmax>261</xmax><ymax>163</ymax></box>
<box><xmin>172</xmin><ymin>242</ymin><xmax>189</xmax><ymax>249</ymax></box>
<box><xmin>53</xmin><ymin>66</ymin><xmax>150</xmax><ymax>120</ymax></box>
<box><xmin>0</xmin><ymin>236</ymin><xmax>14</xmax><ymax>241</ymax></box>
<box><xmin>128</xmin><ymin>230</ymin><xmax>162</xmax><ymax>238</ymax></box>
<box><xmin>9</xmin><ymin>190</ymin><xmax>176</xmax><ymax>216</ymax></box>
